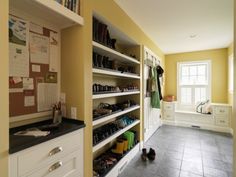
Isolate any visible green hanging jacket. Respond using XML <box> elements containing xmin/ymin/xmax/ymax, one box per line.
<box><xmin>151</xmin><ymin>67</ymin><xmax>160</xmax><ymax>109</ymax></box>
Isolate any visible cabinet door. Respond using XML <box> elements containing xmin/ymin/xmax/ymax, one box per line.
<box><xmin>214</xmin><ymin>106</ymin><xmax>229</xmax><ymax>115</ymax></box>
<box><xmin>18</xmin><ymin>130</ymin><xmax>82</xmax><ymax>177</ymax></box>
<box><xmin>215</xmin><ymin>116</ymin><xmax>229</xmax><ymax>127</ymax></box>
<box><xmin>164</xmin><ymin>112</ymin><xmax>174</xmax><ymax>120</ymax></box>
<box><xmin>25</xmin><ymin>150</ymin><xmax>82</xmax><ymax>177</ymax></box>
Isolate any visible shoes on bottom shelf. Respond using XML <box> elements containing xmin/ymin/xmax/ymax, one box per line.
<box><xmin>93</xmin><ymin>131</ymin><xmax>138</xmax><ymax>177</ymax></box>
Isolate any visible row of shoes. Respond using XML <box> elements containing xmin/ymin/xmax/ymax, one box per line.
<box><xmin>93</xmin><ymin>152</ymin><xmax>119</xmax><ymax>177</ymax></box>
<box><xmin>93</xmin><ymin>116</ymin><xmax>137</xmax><ymax>146</ymax></box>
<box><xmin>93</xmin><ymin>17</ymin><xmax>117</xmax><ymax>49</ymax></box>
<box><xmin>93</xmin><ymin>131</ymin><xmax>138</xmax><ymax>177</ymax></box>
<box><xmin>93</xmin><ymin>84</ymin><xmax>120</xmax><ymax>93</ymax></box>
<box><xmin>93</xmin><ymin>83</ymin><xmax>139</xmax><ymax>94</ymax></box>
<box><xmin>93</xmin><ymin>52</ymin><xmax>113</xmax><ymax>69</ymax></box>
<box><xmin>93</xmin><ymin>52</ymin><xmax>137</xmax><ymax>75</ymax></box>
<box><xmin>93</xmin><ymin>100</ymin><xmax>137</xmax><ymax>119</ymax></box>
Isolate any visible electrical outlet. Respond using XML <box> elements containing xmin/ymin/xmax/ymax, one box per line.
<box><xmin>71</xmin><ymin>107</ymin><xmax>77</xmax><ymax>119</ymax></box>
<box><xmin>60</xmin><ymin>93</ymin><xmax>66</xmax><ymax>103</ymax></box>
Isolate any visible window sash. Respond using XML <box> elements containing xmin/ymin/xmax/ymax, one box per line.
<box><xmin>177</xmin><ymin>61</ymin><xmax>211</xmax><ymax>109</ymax></box>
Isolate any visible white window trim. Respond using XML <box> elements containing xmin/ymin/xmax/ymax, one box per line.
<box><xmin>177</xmin><ymin>60</ymin><xmax>212</xmax><ymax>111</ymax></box>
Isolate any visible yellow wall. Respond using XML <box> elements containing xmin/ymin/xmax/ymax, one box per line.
<box><xmin>165</xmin><ymin>48</ymin><xmax>228</xmax><ymax>103</ymax></box>
<box><xmin>0</xmin><ymin>0</ymin><xmax>9</xmax><ymax>176</ymax></box>
<box><xmin>228</xmin><ymin>43</ymin><xmax>234</xmax><ymax>105</ymax></box>
<box><xmin>91</xmin><ymin>0</ymin><xmax>164</xmax><ymax>61</ymax></box>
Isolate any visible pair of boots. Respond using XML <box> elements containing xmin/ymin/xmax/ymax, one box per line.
<box><xmin>141</xmin><ymin>148</ymin><xmax>156</xmax><ymax>161</ymax></box>
<box><xmin>112</xmin><ymin>139</ymin><xmax>128</xmax><ymax>155</ymax></box>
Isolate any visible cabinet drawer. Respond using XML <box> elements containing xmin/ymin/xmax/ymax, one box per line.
<box><xmin>214</xmin><ymin>107</ymin><xmax>229</xmax><ymax>115</ymax></box>
<box><xmin>164</xmin><ymin>112</ymin><xmax>174</xmax><ymax>120</ymax></box>
<box><xmin>18</xmin><ymin>130</ymin><xmax>83</xmax><ymax>176</ymax></box>
<box><xmin>215</xmin><ymin>116</ymin><xmax>229</xmax><ymax>127</ymax></box>
<box><xmin>25</xmin><ymin>150</ymin><xmax>82</xmax><ymax>177</ymax></box>
<box><xmin>164</xmin><ymin>103</ymin><xmax>174</xmax><ymax>111</ymax></box>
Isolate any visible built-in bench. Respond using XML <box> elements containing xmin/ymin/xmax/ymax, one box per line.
<box><xmin>162</xmin><ymin>101</ymin><xmax>233</xmax><ymax>134</ymax></box>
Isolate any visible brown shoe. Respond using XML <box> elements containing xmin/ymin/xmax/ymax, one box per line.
<box><xmin>141</xmin><ymin>148</ymin><xmax>148</xmax><ymax>161</ymax></box>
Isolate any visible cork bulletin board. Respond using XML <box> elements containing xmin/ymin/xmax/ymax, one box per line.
<box><xmin>9</xmin><ymin>15</ymin><xmax>59</xmax><ymax>117</ymax></box>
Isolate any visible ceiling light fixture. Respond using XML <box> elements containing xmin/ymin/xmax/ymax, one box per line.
<box><xmin>190</xmin><ymin>34</ymin><xmax>197</xmax><ymax>38</ymax></box>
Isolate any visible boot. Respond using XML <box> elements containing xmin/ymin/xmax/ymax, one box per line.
<box><xmin>147</xmin><ymin>148</ymin><xmax>156</xmax><ymax>161</ymax></box>
<box><xmin>112</xmin><ymin>140</ymin><xmax>124</xmax><ymax>154</ymax></box>
<box><xmin>141</xmin><ymin>148</ymin><xmax>148</xmax><ymax>161</ymax></box>
<box><xmin>122</xmin><ymin>138</ymin><xmax>128</xmax><ymax>152</ymax></box>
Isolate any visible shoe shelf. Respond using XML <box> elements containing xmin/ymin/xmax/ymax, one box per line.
<box><xmin>94</xmin><ymin>143</ymin><xmax>140</xmax><ymax>177</ymax></box>
<box><xmin>106</xmin><ymin>143</ymin><xmax>140</xmax><ymax>177</ymax></box>
<box><xmin>93</xmin><ymin>120</ymin><xmax>140</xmax><ymax>153</ymax></box>
<box><xmin>10</xmin><ymin>0</ymin><xmax>84</xmax><ymax>29</ymax></box>
<box><xmin>92</xmin><ymin>41</ymin><xmax>140</xmax><ymax>65</ymax></box>
<box><xmin>93</xmin><ymin>105</ymin><xmax>140</xmax><ymax>126</ymax></box>
<box><xmin>93</xmin><ymin>91</ymin><xmax>140</xmax><ymax>99</ymax></box>
<box><xmin>93</xmin><ymin>68</ymin><xmax>140</xmax><ymax>79</ymax></box>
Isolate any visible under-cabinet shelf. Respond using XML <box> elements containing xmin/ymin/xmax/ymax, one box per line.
<box><xmin>92</xmin><ymin>41</ymin><xmax>140</xmax><ymax>65</ymax></box>
<box><xmin>93</xmin><ymin>91</ymin><xmax>140</xmax><ymax>99</ymax></box>
<box><xmin>93</xmin><ymin>68</ymin><xmax>140</xmax><ymax>79</ymax></box>
<box><xmin>10</xmin><ymin>0</ymin><xmax>84</xmax><ymax>29</ymax></box>
<box><xmin>93</xmin><ymin>105</ymin><xmax>140</xmax><ymax>126</ymax></box>
<box><xmin>93</xmin><ymin>120</ymin><xmax>140</xmax><ymax>153</ymax></box>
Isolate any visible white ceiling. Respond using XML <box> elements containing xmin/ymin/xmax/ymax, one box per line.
<box><xmin>115</xmin><ymin>0</ymin><xmax>233</xmax><ymax>54</ymax></box>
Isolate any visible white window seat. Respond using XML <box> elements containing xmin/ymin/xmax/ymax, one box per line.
<box><xmin>162</xmin><ymin>101</ymin><xmax>232</xmax><ymax>134</ymax></box>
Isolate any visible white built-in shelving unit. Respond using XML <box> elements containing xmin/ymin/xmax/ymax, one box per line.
<box><xmin>92</xmin><ymin>14</ymin><xmax>141</xmax><ymax>177</ymax></box>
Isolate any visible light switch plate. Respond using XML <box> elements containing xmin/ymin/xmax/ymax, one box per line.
<box><xmin>71</xmin><ymin>107</ymin><xmax>77</xmax><ymax>119</ymax></box>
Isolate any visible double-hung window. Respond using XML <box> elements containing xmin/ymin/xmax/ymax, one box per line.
<box><xmin>177</xmin><ymin>60</ymin><xmax>211</xmax><ymax>110</ymax></box>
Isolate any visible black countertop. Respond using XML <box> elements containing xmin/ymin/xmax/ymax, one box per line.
<box><xmin>9</xmin><ymin>118</ymin><xmax>85</xmax><ymax>154</ymax></box>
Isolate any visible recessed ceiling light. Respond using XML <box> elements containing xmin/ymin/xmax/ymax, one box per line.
<box><xmin>190</xmin><ymin>34</ymin><xmax>197</xmax><ymax>38</ymax></box>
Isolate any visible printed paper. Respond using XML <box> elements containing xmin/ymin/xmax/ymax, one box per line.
<box><xmin>24</xmin><ymin>96</ymin><xmax>35</xmax><ymax>107</ymax></box>
<box><xmin>49</xmin><ymin>31</ymin><xmax>59</xmax><ymax>72</ymax></box>
<box><xmin>9</xmin><ymin>43</ymin><xmax>29</xmax><ymax>77</ymax></box>
<box><xmin>9</xmin><ymin>15</ymin><xmax>28</xmax><ymax>47</ymax></box>
<box><xmin>32</xmin><ymin>64</ymin><xmax>41</xmax><ymax>72</ymax></box>
<box><xmin>29</xmin><ymin>22</ymin><xmax>43</xmax><ymax>34</ymax></box>
<box><xmin>23</xmin><ymin>78</ymin><xmax>34</xmax><ymax>90</ymax></box>
<box><xmin>30</xmin><ymin>32</ymin><xmax>49</xmax><ymax>64</ymax></box>
<box><xmin>12</xmin><ymin>77</ymin><xmax>22</xmax><ymax>84</ymax></box>
<box><xmin>37</xmin><ymin>83</ymin><xmax>58</xmax><ymax>112</ymax></box>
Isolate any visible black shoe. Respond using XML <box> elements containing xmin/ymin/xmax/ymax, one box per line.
<box><xmin>147</xmin><ymin>148</ymin><xmax>156</xmax><ymax>161</ymax></box>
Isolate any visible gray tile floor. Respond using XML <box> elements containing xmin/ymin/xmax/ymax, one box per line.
<box><xmin>119</xmin><ymin>125</ymin><xmax>233</xmax><ymax>177</ymax></box>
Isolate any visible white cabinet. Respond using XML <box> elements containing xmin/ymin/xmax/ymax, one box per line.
<box><xmin>163</xmin><ymin>101</ymin><xmax>175</xmax><ymax>120</ymax></box>
<box><xmin>10</xmin><ymin>129</ymin><xmax>84</xmax><ymax>177</ymax></box>
<box><xmin>212</xmin><ymin>104</ymin><xmax>231</xmax><ymax>127</ymax></box>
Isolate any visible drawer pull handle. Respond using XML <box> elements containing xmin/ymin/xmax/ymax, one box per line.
<box><xmin>220</xmin><ymin>120</ymin><xmax>225</xmax><ymax>123</ymax></box>
<box><xmin>49</xmin><ymin>147</ymin><xmax>63</xmax><ymax>156</ymax></box>
<box><xmin>49</xmin><ymin>161</ymin><xmax>62</xmax><ymax>172</ymax></box>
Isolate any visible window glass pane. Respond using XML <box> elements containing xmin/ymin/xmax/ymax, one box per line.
<box><xmin>181</xmin><ymin>87</ymin><xmax>191</xmax><ymax>104</ymax></box>
<box><xmin>181</xmin><ymin>66</ymin><xmax>189</xmax><ymax>76</ymax></box>
<box><xmin>198</xmin><ymin>65</ymin><xmax>206</xmax><ymax>75</ymax></box>
<box><xmin>181</xmin><ymin>76</ymin><xmax>189</xmax><ymax>85</ymax></box>
<box><xmin>189</xmin><ymin>75</ymin><xmax>196</xmax><ymax>84</ymax></box>
<box><xmin>197</xmin><ymin>75</ymin><xmax>206</xmax><ymax>84</ymax></box>
<box><xmin>189</xmin><ymin>66</ymin><xmax>197</xmax><ymax>76</ymax></box>
<box><xmin>195</xmin><ymin>87</ymin><xmax>206</xmax><ymax>104</ymax></box>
